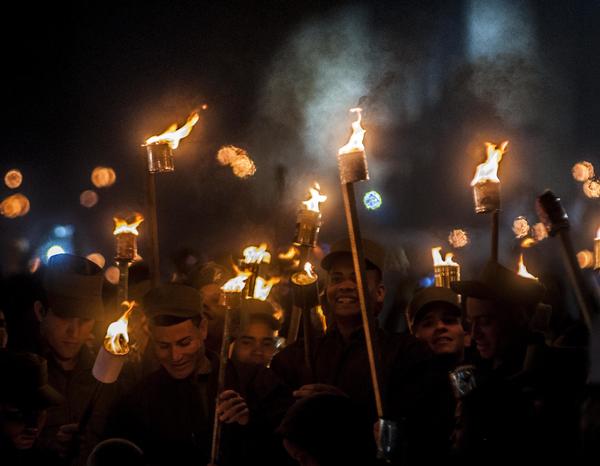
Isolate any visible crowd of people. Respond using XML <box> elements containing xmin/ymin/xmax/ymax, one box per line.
<box><xmin>1</xmin><ymin>236</ymin><xmax>599</xmax><ymax>465</ymax></box>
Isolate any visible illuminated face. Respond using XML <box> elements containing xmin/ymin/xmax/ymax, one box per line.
<box><xmin>466</xmin><ymin>298</ymin><xmax>504</xmax><ymax>360</ymax></box>
<box><xmin>150</xmin><ymin>318</ymin><xmax>207</xmax><ymax>379</ymax></box>
<box><xmin>326</xmin><ymin>255</ymin><xmax>384</xmax><ymax>320</ymax></box>
<box><xmin>39</xmin><ymin>310</ymin><xmax>94</xmax><ymax>362</ymax></box>
<box><xmin>414</xmin><ymin>305</ymin><xmax>465</xmax><ymax>357</ymax></box>
<box><xmin>233</xmin><ymin>322</ymin><xmax>277</xmax><ymax>366</ymax></box>
<box><xmin>0</xmin><ymin>404</ymin><xmax>47</xmax><ymax>450</ymax></box>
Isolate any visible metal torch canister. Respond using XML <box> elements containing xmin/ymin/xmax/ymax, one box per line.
<box><xmin>434</xmin><ymin>265</ymin><xmax>460</xmax><ymax>288</ymax></box>
<box><xmin>115</xmin><ymin>233</ymin><xmax>137</xmax><ymax>262</ymax></box>
<box><xmin>241</xmin><ymin>263</ymin><xmax>259</xmax><ymax>300</ymax></box>
<box><xmin>145</xmin><ymin>142</ymin><xmax>174</xmax><ymax>173</ymax></box>
<box><xmin>472</xmin><ymin>181</ymin><xmax>500</xmax><ymax>214</ymax></box>
<box><xmin>290</xmin><ymin>272</ymin><xmax>320</xmax><ymax>309</ymax></box>
<box><xmin>337</xmin><ymin>150</ymin><xmax>369</xmax><ymax>184</ymax></box>
<box><xmin>294</xmin><ymin>209</ymin><xmax>321</xmax><ymax>248</ymax></box>
<box><xmin>219</xmin><ymin>291</ymin><xmax>242</xmax><ymax>310</ymax></box>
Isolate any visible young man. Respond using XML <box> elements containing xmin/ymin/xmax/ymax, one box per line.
<box><xmin>107</xmin><ymin>283</ymin><xmax>293</xmax><ymax>466</ymax></box>
<box><xmin>33</xmin><ymin>253</ymin><xmax>121</xmax><ymax>464</ymax></box>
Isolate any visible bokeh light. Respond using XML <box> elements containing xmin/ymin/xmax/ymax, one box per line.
<box><xmin>571</xmin><ymin>161</ymin><xmax>594</xmax><ymax>182</ymax></box>
<box><xmin>532</xmin><ymin>223</ymin><xmax>549</xmax><ymax>241</ymax></box>
<box><xmin>86</xmin><ymin>253</ymin><xmax>106</xmax><ymax>268</ymax></box>
<box><xmin>46</xmin><ymin>245</ymin><xmax>65</xmax><ymax>260</ymax></box>
<box><xmin>0</xmin><ymin>193</ymin><xmax>30</xmax><ymax>218</ymax></box>
<box><xmin>104</xmin><ymin>266</ymin><xmax>120</xmax><ymax>285</ymax></box>
<box><xmin>91</xmin><ymin>166</ymin><xmax>116</xmax><ymax>188</ymax></box>
<box><xmin>583</xmin><ymin>178</ymin><xmax>600</xmax><ymax>198</ymax></box>
<box><xmin>512</xmin><ymin>216</ymin><xmax>530</xmax><ymax>238</ymax></box>
<box><xmin>448</xmin><ymin>229</ymin><xmax>469</xmax><ymax>248</ymax></box>
<box><xmin>363</xmin><ymin>191</ymin><xmax>382</xmax><ymax>210</ymax></box>
<box><xmin>4</xmin><ymin>169</ymin><xmax>23</xmax><ymax>189</ymax></box>
<box><xmin>576</xmin><ymin>250</ymin><xmax>594</xmax><ymax>269</ymax></box>
<box><xmin>80</xmin><ymin>190</ymin><xmax>99</xmax><ymax>208</ymax></box>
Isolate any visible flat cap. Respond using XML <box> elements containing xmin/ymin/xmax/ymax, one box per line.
<box><xmin>321</xmin><ymin>238</ymin><xmax>385</xmax><ymax>273</ymax></box>
<box><xmin>143</xmin><ymin>283</ymin><xmax>203</xmax><ymax>319</ymax></box>
<box><xmin>406</xmin><ymin>287</ymin><xmax>461</xmax><ymax>332</ymax></box>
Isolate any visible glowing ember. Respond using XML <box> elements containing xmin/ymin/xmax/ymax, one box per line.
<box><xmin>432</xmin><ymin>247</ymin><xmax>459</xmax><ymax>267</ymax></box>
<box><xmin>517</xmin><ymin>254</ymin><xmax>538</xmax><ymax>280</ymax></box>
<box><xmin>0</xmin><ymin>193</ymin><xmax>30</xmax><ymax>218</ymax></box>
<box><xmin>104</xmin><ymin>266</ymin><xmax>120</xmax><ymax>285</ymax></box>
<box><xmin>315</xmin><ymin>305</ymin><xmax>327</xmax><ymax>332</ymax></box>
<box><xmin>532</xmin><ymin>223</ymin><xmax>549</xmax><ymax>241</ymax></box>
<box><xmin>253</xmin><ymin>276</ymin><xmax>281</xmax><ymax>301</ymax></box>
<box><xmin>278</xmin><ymin>246</ymin><xmax>298</xmax><ymax>261</ymax></box>
<box><xmin>470</xmin><ymin>141</ymin><xmax>509</xmax><ymax>186</ymax></box>
<box><xmin>144</xmin><ymin>112</ymin><xmax>199</xmax><ymax>149</ymax></box>
<box><xmin>80</xmin><ymin>190</ymin><xmax>99</xmax><ymax>208</ymax></box>
<box><xmin>571</xmin><ymin>161</ymin><xmax>594</xmax><ymax>182</ymax></box>
<box><xmin>302</xmin><ymin>183</ymin><xmax>327</xmax><ymax>213</ymax></box>
<box><xmin>577</xmin><ymin>250</ymin><xmax>594</xmax><ymax>269</ymax></box>
<box><xmin>583</xmin><ymin>178</ymin><xmax>600</xmax><ymax>198</ymax></box>
<box><xmin>216</xmin><ymin>145</ymin><xmax>256</xmax><ymax>178</ymax></box>
<box><xmin>338</xmin><ymin>108</ymin><xmax>366</xmax><ymax>155</ymax></box>
<box><xmin>113</xmin><ymin>213</ymin><xmax>144</xmax><ymax>236</ymax></box>
<box><xmin>91</xmin><ymin>167</ymin><xmax>117</xmax><ymax>188</ymax></box>
<box><xmin>448</xmin><ymin>229</ymin><xmax>469</xmax><ymax>248</ymax></box>
<box><xmin>221</xmin><ymin>271</ymin><xmax>251</xmax><ymax>293</ymax></box>
<box><xmin>243</xmin><ymin>243</ymin><xmax>271</xmax><ymax>265</ymax></box>
<box><xmin>4</xmin><ymin>169</ymin><xmax>23</xmax><ymax>189</ymax></box>
<box><xmin>104</xmin><ymin>301</ymin><xmax>136</xmax><ymax>355</ymax></box>
<box><xmin>86</xmin><ymin>253</ymin><xmax>106</xmax><ymax>268</ymax></box>
<box><xmin>512</xmin><ymin>216</ymin><xmax>530</xmax><ymax>238</ymax></box>
<box><xmin>521</xmin><ymin>238</ymin><xmax>537</xmax><ymax>248</ymax></box>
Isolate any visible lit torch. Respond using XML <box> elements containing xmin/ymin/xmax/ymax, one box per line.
<box><xmin>517</xmin><ymin>254</ymin><xmax>538</xmax><ymax>280</ymax></box>
<box><xmin>432</xmin><ymin>247</ymin><xmax>461</xmax><ymax>288</ymax></box>
<box><xmin>471</xmin><ymin>141</ymin><xmax>508</xmax><ymax>261</ymax></box>
<box><xmin>211</xmin><ymin>272</ymin><xmax>247</xmax><ymax>465</ymax></box>
<box><xmin>336</xmin><ymin>107</ymin><xmax>385</xmax><ymax>422</ymax></box>
<box><xmin>240</xmin><ymin>243</ymin><xmax>271</xmax><ymax>300</ymax></box>
<box><xmin>291</xmin><ymin>262</ymin><xmax>320</xmax><ymax>374</ymax></box>
<box><xmin>113</xmin><ymin>214</ymin><xmax>143</xmax><ymax>305</ymax></box>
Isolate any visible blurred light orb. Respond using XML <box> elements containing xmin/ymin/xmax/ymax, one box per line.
<box><xmin>80</xmin><ymin>190</ymin><xmax>99</xmax><ymax>208</ymax></box>
<box><xmin>532</xmin><ymin>223</ymin><xmax>549</xmax><ymax>241</ymax></box>
<box><xmin>86</xmin><ymin>253</ymin><xmax>106</xmax><ymax>268</ymax></box>
<box><xmin>29</xmin><ymin>257</ymin><xmax>41</xmax><ymax>274</ymax></box>
<box><xmin>512</xmin><ymin>216</ymin><xmax>530</xmax><ymax>238</ymax></box>
<box><xmin>46</xmin><ymin>245</ymin><xmax>65</xmax><ymax>260</ymax></box>
<box><xmin>419</xmin><ymin>275</ymin><xmax>435</xmax><ymax>288</ymax></box>
<box><xmin>216</xmin><ymin>146</ymin><xmax>256</xmax><ymax>178</ymax></box>
<box><xmin>54</xmin><ymin>225</ymin><xmax>74</xmax><ymax>238</ymax></box>
<box><xmin>448</xmin><ymin>229</ymin><xmax>469</xmax><ymax>248</ymax></box>
<box><xmin>576</xmin><ymin>250</ymin><xmax>594</xmax><ymax>269</ymax></box>
<box><xmin>363</xmin><ymin>191</ymin><xmax>382</xmax><ymax>210</ymax></box>
<box><xmin>0</xmin><ymin>193</ymin><xmax>30</xmax><ymax>218</ymax></box>
<box><xmin>91</xmin><ymin>166</ymin><xmax>116</xmax><ymax>188</ymax></box>
<box><xmin>583</xmin><ymin>178</ymin><xmax>600</xmax><ymax>198</ymax></box>
<box><xmin>104</xmin><ymin>266</ymin><xmax>120</xmax><ymax>285</ymax></box>
<box><xmin>571</xmin><ymin>161</ymin><xmax>594</xmax><ymax>182</ymax></box>
<box><xmin>4</xmin><ymin>169</ymin><xmax>23</xmax><ymax>189</ymax></box>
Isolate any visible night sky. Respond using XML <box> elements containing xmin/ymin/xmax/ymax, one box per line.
<box><xmin>2</xmin><ymin>0</ymin><xmax>599</xmax><ymax>288</ymax></box>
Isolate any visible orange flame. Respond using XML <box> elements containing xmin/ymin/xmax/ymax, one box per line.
<box><xmin>577</xmin><ymin>250</ymin><xmax>594</xmax><ymax>269</ymax></box>
<box><xmin>315</xmin><ymin>305</ymin><xmax>327</xmax><ymax>332</ymax></box>
<box><xmin>104</xmin><ymin>301</ymin><xmax>136</xmax><ymax>355</ymax></box>
<box><xmin>517</xmin><ymin>254</ymin><xmax>538</xmax><ymax>280</ymax></box>
<box><xmin>243</xmin><ymin>243</ymin><xmax>271</xmax><ymax>265</ymax></box>
<box><xmin>278</xmin><ymin>246</ymin><xmax>298</xmax><ymax>261</ymax></box>
<box><xmin>221</xmin><ymin>270</ymin><xmax>251</xmax><ymax>293</ymax></box>
<box><xmin>338</xmin><ymin>108</ymin><xmax>366</xmax><ymax>155</ymax></box>
<box><xmin>113</xmin><ymin>214</ymin><xmax>144</xmax><ymax>236</ymax></box>
<box><xmin>432</xmin><ymin>247</ymin><xmax>459</xmax><ymax>267</ymax></box>
<box><xmin>521</xmin><ymin>238</ymin><xmax>537</xmax><ymax>248</ymax></box>
<box><xmin>144</xmin><ymin>112</ymin><xmax>199</xmax><ymax>149</ymax></box>
<box><xmin>253</xmin><ymin>276</ymin><xmax>281</xmax><ymax>301</ymax></box>
<box><xmin>302</xmin><ymin>183</ymin><xmax>327</xmax><ymax>213</ymax></box>
<box><xmin>471</xmin><ymin>141</ymin><xmax>509</xmax><ymax>186</ymax></box>
<box><xmin>596</xmin><ymin>227</ymin><xmax>600</xmax><ymax>240</ymax></box>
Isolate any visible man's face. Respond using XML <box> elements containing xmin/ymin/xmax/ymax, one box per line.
<box><xmin>39</xmin><ymin>309</ymin><xmax>94</xmax><ymax>362</ymax></box>
<box><xmin>233</xmin><ymin>322</ymin><xmax>277</xmax><ymax>366</ymax></box>
<box><xmin>326</xmin><ymin>255</ymin><xmax>384</xmax><ymax>320</ymax></box>
<box><xmin>0</xmin><ymin>404</ymin><xmax>47</xmax><ymax>450</ymax></box>
<box><xmin>414</xmin><ymin>305</ymin><xmax>465</xmax><ymax>357</ymax></box>
<box><xmin>150</xmin><ymin>318</ymin><xmax>207</xmax><ymax>379</ymax></box>
<box><xmin>466</xmin><ymin>298</ymin><xmax>505</xmax><ymax>360</ymax></box>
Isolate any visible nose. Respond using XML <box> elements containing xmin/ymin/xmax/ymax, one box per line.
<box><xmin>471</xmin><ymin>321</ymin><xmax>482</xmax><ymax>340</ymax></box>
<box><xmin>65</xmin><ymin>318</ymin><xmax>80</xmax><ymax>338</ymax></box>
<box><xmin>170</xmin><ymin>346</ymin><xmax>185</xmax><ymax>362</ymax></box>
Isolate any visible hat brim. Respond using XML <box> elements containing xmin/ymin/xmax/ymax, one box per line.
<box><xmin>451</xmin><ymin>279</ymin><xmax>545</xmax><ymax>306</ymax></box>
<box><xmin>321</xmin><ymin>251</ymin><xmax>379</xmax><ymax>272</ymax></box>
<box><xmin>451</xmin><ymin>280</ymin><xmax>500</xmax><ymax>301</ymax></box>
<box><xmin>48</xmin><ymin>294</ymin><xmax>103</xmax><ymax>320</ymax></box>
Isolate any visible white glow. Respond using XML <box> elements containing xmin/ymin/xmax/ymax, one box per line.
<box><xmin>46</xmin><ymin>245</ymin><xmax>65</xmax><ymax>260</ymax></box>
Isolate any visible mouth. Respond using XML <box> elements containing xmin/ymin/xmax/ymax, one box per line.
<box><xmin>433</xmin><ymin>336</ymin><xmax>453</xmax><ymax>345</ymax></box>
<box><xmin>335</xmin><ymin>296</ymin><xmax>358</xmax><ymax>305</ymax></box>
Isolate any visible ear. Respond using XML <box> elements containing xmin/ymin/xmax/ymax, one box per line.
<box><xmin>33</xmin><ymin>301</ymin><xmax>45</xmax><ymax>323</ymax></box>
<box><xmin>375</xmin><ymin>283</ymin><xmax>385</xmax><ymax>304</ymax></box>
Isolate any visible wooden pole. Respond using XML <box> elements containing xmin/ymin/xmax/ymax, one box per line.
<box><xmin>491</xmin><ymin>209</ymin><xmax>499</xmax><ymax>262</ymax></box>
<box><xmin>146</xmin><ymin>171</ymin><xmax>160</xmax><ymax>288</ymax></box>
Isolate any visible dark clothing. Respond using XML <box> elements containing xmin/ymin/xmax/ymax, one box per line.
<box><xmin>0</xmin><ymin>439</ymin><xmax>62</xmax><ymax>466</ymax></box>
<box><xmin>271</xmin><ymin>325</ymin><xmax>452</xmax><ymax>463</ymax></box>
<box><xmin>106</xmin><ymin>352</ymin><xmax>293</xmax><ymax>466</ymax></box>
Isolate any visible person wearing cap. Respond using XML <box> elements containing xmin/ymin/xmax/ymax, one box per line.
<box><xmin>0</xmin><ymin>351</ymin><xmax>64</xmax><ymax>465</ymax></box>
<box><xmin>406</xmin><ymin>287</ymin><xmax>466</xmax><ymax>366</ymax></box>
<box><xmin>106</xmin><ymin>283</ymin><xmax>293</xmax><ymax>466</ymax></box>
<box><xmin>450</xmin><ymin>260</ymin><xmax>588</xmax><ymax>461</ymax></box>
<box><xmin>33</xmin><ymin>253</ymin><xmax>126</xmax><ymax>465</ymax></box>
<box><xmin>271</xmin><ymin>238</ymin><xmax>448</xmax><ymax>462</ymax></box>
<box><xmin>184</xmin><ymin>261</ymin><xmax>231</xmax><ymax>354</ymax></box>
<box><xmin>231</xmin><ymin>299</ymin><xmax>281</xmax><ymax>367</ymax></box>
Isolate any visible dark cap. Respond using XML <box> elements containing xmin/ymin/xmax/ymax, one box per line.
<box><xmin>43</xmin><ymin>254</ymin><xmax>104</xmax><ymax>320</ymax></box>
<box><xmin>143</xmin><ymin>283</ymin><xmax>203</xmax><ymax>320</ymax></box>
<box><xmin>240</xmin><ymin>299</ymin><xmax>281</xmax><ymax>331</ymax></box>
<box><xmin>186</xmin><ymin>261</ymin><xmax>231</xmax><ymax>290</ymax></box>
<box><xmin>0</xmin><ymin>351</ymin><xmax>64</xmax><ymax>409</ymax></box>
<box><xmin>321</xmin><ymin>238</ymin><xmax>385</xmax><ymax>273</ymax></box>
<box><xmin>451</xmin><ymin>260</ymin><xmax>545</xmax><ymax>307</ymax></box>
<box><xmin>406</xmin><ymin>287</ymin><xmax>461</xmax><ymax>332</ymax></box>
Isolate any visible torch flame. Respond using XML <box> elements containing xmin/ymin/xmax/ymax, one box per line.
<box><xmin>315</xmin><ymin>305</ymin><xmax>327</xmax><ymax>332</ymax></box>
<box><xmin>520</xmin><ymin>238</ymin><xmax>537</xmax><ymax>248</ymax></box>
<box><xmin>104</xmin><ymin>301</ymin><xmax>136</xmax><ymax>355</ymax></box>
<box><xmin>253</xmin><ymin>276</ymin><xmax>281</xmax><ymax>301</ymax></box>
<box><xmin>243</xmin><ymin>243</ymin><xmax>271</xmax><ymax>265</ymax></box>
<box><xmin>470</xmin><ymin>141</ymin><xmax>509</xmax><ymax>186</ymax></box>
<box><xmin>517</xmin><ymin>254</ymin><xmax>538</xmax><ymax>280</ymax></box>
<box><xmin>221</xmin><ymin>271</ymin><xmax>251</xmax><ymax>293</ymax></box>
<box><xmin>278</xmin><ymin>246</ymin><xmax>298</xmax><ymax>261</ymax></box>
<box><xmin>596</xmin><ymin>227</ymin><xmax>600</xmax><ymax>240</ymax></box>
<box><xmin>432</xmin><ymin>247</ymin><xmax>459</xmax><ymax>267</ymax></box>
<box><xmin>302</xmin><ymin>183</ymin><xmax>327</xmax><ymax>213</ymax></box>
<box><xmin>304</xmin><ymin>261</ymin><xmax>315</xmax><ymax>279</ymax></box>
<box><xmin>113</xmin><ymin>213</ymin><xmax>144</xmax><ymax>236</ymax></box>
<box><xmin>338</xmin><ymin>108</ymin><xmax>366</xmax><ymax>155</ymax></box>
<box><xmin>144</xmin><ymin>112</ymin><xmax>199</xmax><ymax>149</ymax></box>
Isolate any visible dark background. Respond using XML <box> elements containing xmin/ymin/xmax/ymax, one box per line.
<box><xmin>1</xmin><ymin>0</ymin><xmax>598</xmax><ymax>294</ymax></box>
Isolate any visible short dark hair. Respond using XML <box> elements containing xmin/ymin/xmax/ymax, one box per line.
<box><xmin>150</xmin><ymin>314</ymin><xmax>202</xmax><ymax>327</ymax></box>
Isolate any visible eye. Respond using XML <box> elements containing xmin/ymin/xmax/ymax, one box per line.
<box><xmin>330</xmin><ymin>274</ymin><xmax>343</xmax><ymax>284</ymax></box>
<box><xmin>178</xmin><ymin>338</ymin><xmax>192</xmax><ymax>347</ymax></box>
